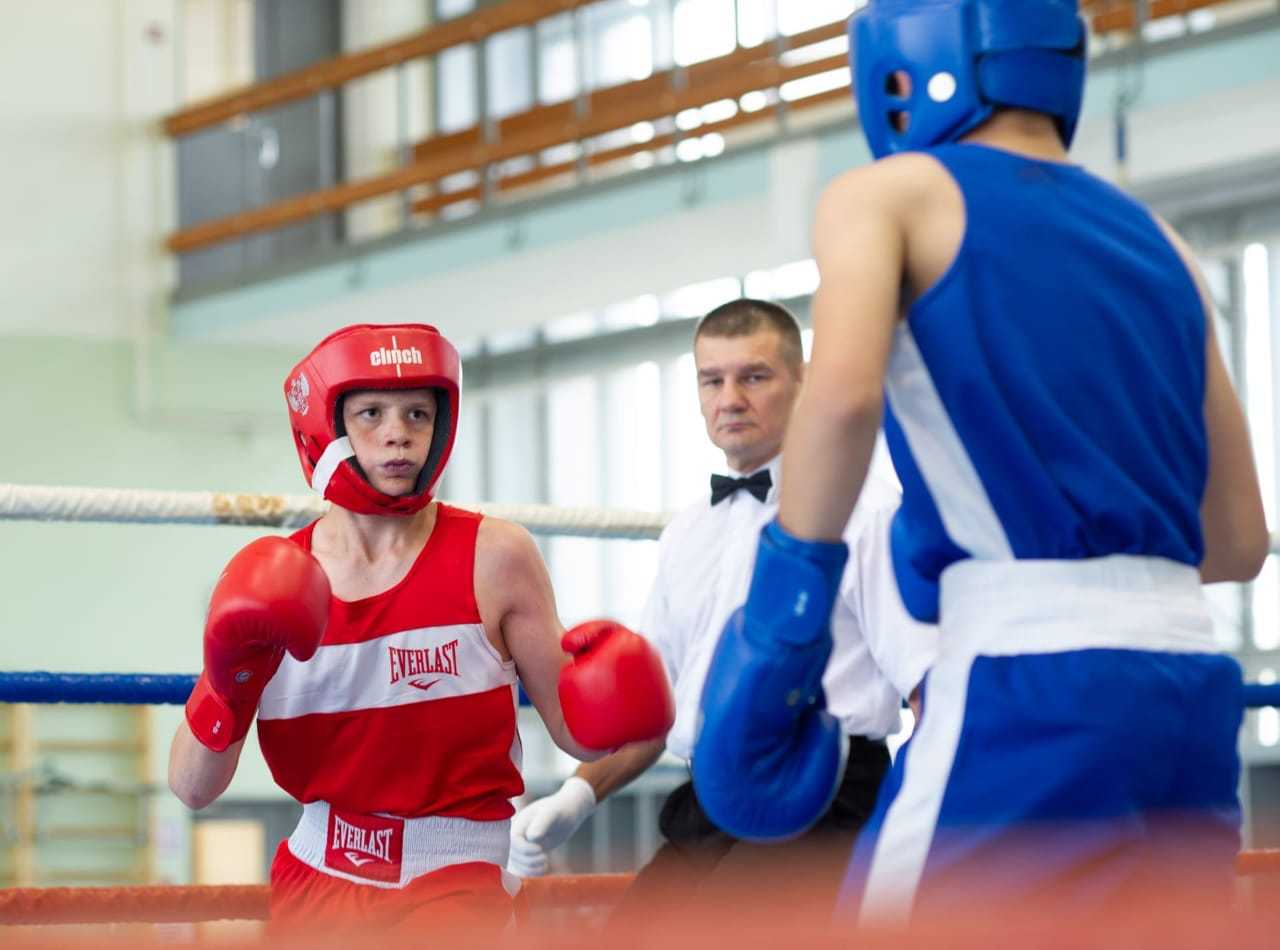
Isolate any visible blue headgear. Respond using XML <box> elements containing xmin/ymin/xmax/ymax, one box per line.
<box><xmin>849</xmin><ymin>0</ymin><xmax>1088</xmax><ymax>159</ymax></box>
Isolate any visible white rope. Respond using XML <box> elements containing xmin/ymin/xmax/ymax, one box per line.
<box><xmin>0</xmin><ymin>482</ymin><xmax>668</xmax><ymax>540</ymax></box>
<box><xmin>3</xmin><ymin>481</ymin><xmax>1273</xmax><ymax>552</ymax></box>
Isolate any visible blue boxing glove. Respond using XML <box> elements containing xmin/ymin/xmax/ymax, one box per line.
<box><xmin>692</xmin><ymin>520</ymin><xmax>849</xmax><ymax>842</ymax></box>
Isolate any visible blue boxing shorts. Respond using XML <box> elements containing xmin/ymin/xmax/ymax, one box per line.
<box><xmin>842</xmin><ymin>556</ymin><xmax>1243</xmax><ymax>923</ymax></box>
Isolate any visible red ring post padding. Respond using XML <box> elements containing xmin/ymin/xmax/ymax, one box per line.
<box><xmin>0</xmin><ymin>874</ymin><xmax>636</xmax><ymax>926</ymax></box>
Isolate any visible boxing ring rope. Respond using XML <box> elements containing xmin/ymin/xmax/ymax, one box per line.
<box><xmin>0</xmin><ymin>482</ymin><xmax>666</xmax><ymax>540</ymax></box>
<box><xmin>0</xmin><ymin>673</ymin><xmax>197</xmax><ymax>706</ymax></box>
<box><xmin>3</xmin><ymin>671</ymin><xmax>1280</xmax><ymax>709</ymax></box>
<box><xmin>5</xmin><ymin>479</ymin><xmax>1280</xmax><ymax>550</ymax></box>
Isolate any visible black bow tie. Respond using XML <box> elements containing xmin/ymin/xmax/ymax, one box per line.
<box><xmin>710</xmin><ymin>470</ymin><xmax>773</xmax><ymax>506</ymax></box>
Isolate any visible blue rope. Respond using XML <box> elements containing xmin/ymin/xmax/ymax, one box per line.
<box><xmin>1244</xmin><ymin>683</ymin><xmax>1280</xmax><ymax>710</ymax></box>
<box><xmin>0</xmin><ymin>672</ymin><xmax>197</xmax><ymax>705</ymax></box>
<box><xmin>0</xmin><ymin>671</ymin><xmax>1275</xmax><ymax>710</ymax></box>
<box><xmin>0</xmin><ymin>671</ymin><xmax>534</xmax><ymax>707</ymax></box>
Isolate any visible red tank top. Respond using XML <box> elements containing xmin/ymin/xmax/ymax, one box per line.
<box><xmin>256</xmin><ymin>505</ymin><xmax>523</xmax><ymax>820</ymax></box>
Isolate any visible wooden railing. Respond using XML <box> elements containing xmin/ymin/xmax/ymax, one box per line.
<box><xmin>163</xmin><ymin>0</ymin><xmax>1246</xmax><ymax>256</ymax></box>
<box><xmin>164</xmin><ymin>0</ymin><xmax>601</xmax><ymax>137</ymax></box>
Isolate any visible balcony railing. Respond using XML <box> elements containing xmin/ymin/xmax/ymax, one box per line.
<box><xmin>164</xmin><ymin>0</ymin><xmax>1253</xmax><ymax>259</ymax></box>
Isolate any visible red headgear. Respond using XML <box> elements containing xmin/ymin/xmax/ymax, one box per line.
<box><xmin>284</xmin><ymin>323</ymin><xmax>461</xmax><ymax>516</ymax></box>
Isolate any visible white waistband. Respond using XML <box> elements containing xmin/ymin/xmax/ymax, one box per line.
<box><xmin>287</xmin><ymin>801</ymin><xmax>511</xmax><ymax>890</ymax></box>
<box><xmin>938</xmin><ymin>555</ymin><xmax>1217</xmax><ymax>658</ymax></box>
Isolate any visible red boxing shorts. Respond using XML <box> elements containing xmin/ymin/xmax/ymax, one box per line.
<box><xmin>269</xmin><ymin>842</ymin><xmax>514</xmax><ymax>936</ymax></box>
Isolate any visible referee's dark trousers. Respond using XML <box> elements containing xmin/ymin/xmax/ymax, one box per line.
<box><xmin>609</xmin><ymin>734</ymin><xmax>890</xmax><ymax>928</ymax></box>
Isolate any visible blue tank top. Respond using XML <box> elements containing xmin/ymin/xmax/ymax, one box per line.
<box><xmin>885</xmin><ymin>143</ymin><xmax>1207</xmax><ymax>623</ymax></box>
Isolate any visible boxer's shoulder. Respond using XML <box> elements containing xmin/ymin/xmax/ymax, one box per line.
<box><xmin>818</xmin><ymin>152</ymin><xmax>957</xmax><ymax>224</ymax></box>
<box><xmin>473</xmin><ymin>515</ymin><xmax>543</xmax><ymax>598</ymax></box>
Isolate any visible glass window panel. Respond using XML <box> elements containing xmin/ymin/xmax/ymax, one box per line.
<box><xmin>601</xmin><ymin>295</ymin><xmax>661</xmax><ymax>332</ymax></box>
<box><xmin>777</xmin><ymin>0</ymin><xmax>855</xmax><ymax>35</ymax></box>
<box><xmin>780</xmin><ymin>35</ymin><xmax>849</xmax><ymax>67</ymax></box>
<box><xmin>538</xmin><ymin>13</ymin><xmax>578</xmax><ymax>104</ymax></box>
<box><xmin>548</xmin><ymin>375</ymin><xmax>601</xmax><ymax>506</ymax></box>
<box><xmin>487</xmin><ymin>327</ymin><xmax>540</xmax><ymax>354</ymax></box>
<box><xmin>736</xmin><ymin>0</ymin><xmax>772</xmax><ymax>47</ymax></box>
<box><xmin>1255</xmin><ymin>558</ymin><xmax>1280</xmax><ymax>651</ymax></box>
<box><xmin>673</xmin><ymin>0</ymin><xmax>736</xmax><ymax>66</ymax></box>
<box><xmin>780</xmin><ymin>67</ymin><xmax>852</xmax><ymax>102</ymax></box>
<box><xmin>604</xmin><ymin>363</ymin><xmax>663</xmax><ymax>512</ymax></box>
<box><xmin>587</xmin><ymin>3</ymin><xmax>654</xmax><ymax>88</ymax></box>
<box><xmin>544</xmin><ymin>311</ymin><xmax>600</xmax><ymax>344</ymax></box>
<box><xmin>771</xmin><ymin>259</ymin><xmax>820</xmax><ymax>298</ymax></box>
<box><xmin>603</xmin><ymin>362</ymin><xmax>663</xmax><ymax>624</ymax></box>
<box><xmin>548</xmin><ymin>375</ymin><xmax>604</xmax><ymax>624</ymax></box>
<box><xmin>549</xmin><ymin>537</ymin><xmax>607</xmax><ymax>624</ymax></box>
<box><xmin>592</xmin><ymin>127</ymin><xmax>640</xmax><ymax>153</ymax></box>
<box><xmin>487</xmin><ymin>28</ymin><xmax>534</xmax><ymax>119</ymax></box>
<box><xmin>1260</xmin><ymin>707</ymin><xmax>1280</xmax><ymax>747</ymax></box>
<box><xmin>486</xmin><ymin>388</ymin><xmax>541</xmax><ymax>503</ymax></box>
<box><xmin>541</xmin><ymin>142</ymin><xmax>582</xmax><ymax>166</ymax></box>
<box><xmin>662</xmin><ymin>276</ymin><xmax>742</xmax><ymax>319</ymax></box>
<box><xmin>442</xmin><ymin>403</ymin><xmax>486</xmax><ymax>502</ymax></box>
<box><xmin>665</xmin><ymin>353</ymin><xmax>728</xmax><ymax>508</ymax></box>
<box><xmin>437</xmin><ymin>44</ymin><xmax>478</xmax><ymax>133</ymax></box>
<box><xmin>738</xmin><ymin>260</ymin><xmax>818</xmax><ymax>304</ymax></box>
<box><xmin>440</xmin><ymin>169</ymin><xmax>480</xmax><ymax>193</ymax></box>
<box><xmin>605</xmin><ymin>539</ymin><xmax>660</xmax><ymax>627</ymax></box>
<box><xmin>436</xmin><ymin>0</ymin><xmax>474</xmax><ymax>19</ymax></box>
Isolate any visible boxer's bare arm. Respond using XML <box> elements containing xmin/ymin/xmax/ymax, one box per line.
<box><xmin>1157</xmin><ymin>220</ymin><xmax>1268</xmax><ymax>582</ymax></box>
<box><xmin>778</xmin><ymin>164</ymin><xmax>906</xmax><ymax>541</ymax></box>
<box><xmin>571</xmin><ymin>738</ymin><xmax>666</xmax><ymax>800</ymax></box>
<box><xmin>168</xmin><ymin>724</ymin><xmax>244</xmax><ymax>810</ymax></box>
<box><xmin>475</xmin><ymin>517</ymin><xmax>604</xmax><ymax>762</ymax></box>
<box><xmin>1201</xmin><ymin>326</ymin><xmax>1269</xmax><ymax>581</ymax></box>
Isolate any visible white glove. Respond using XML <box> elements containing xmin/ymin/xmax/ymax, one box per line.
<box><xmin>507</xmin><ymin>776</ymin><xmax>597</xmax><ymax>878</ymax></box>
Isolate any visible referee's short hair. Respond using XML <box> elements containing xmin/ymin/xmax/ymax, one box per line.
<box><xmin>695</xmin><ymin>298</ymin><xmax>803</xmax><ymax>375</ymax></box>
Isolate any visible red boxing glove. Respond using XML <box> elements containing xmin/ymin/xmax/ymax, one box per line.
<box><xmin>185</xmin><ymin>537</ymin><xmax>330</xmax><ymax>752</ymax></box>
<box><xmin>558</xmin><ymin>620</ymin><xmax>675</xmax><ymax>751</ymax></box>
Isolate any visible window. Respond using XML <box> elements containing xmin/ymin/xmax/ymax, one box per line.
<box><xmin>487</xmin><ymin>28</ymin><xmax>535</xmax><ymax>119</ymax></box>
<box><xmin>538</xmin><ymin>14</ymin><xmax>578</xmax><ymax>104</ymax></box>
<box><xmin>667</xmin><ymin>352</ymin><xmax>729</xmax><ymax>508</ymax></box>
<box><xmin>777</xmin><ymin>0</ymin><xmax>855</xmax><ymax>36</ymax></box>
<box><xmin>602</xmin><ymin>363</ymin><xmax>663</xmax><ymax>623</ymax></box>
<box><xmin>547</xmin><ymin>375</ymin><xmax>606</xmax><ymax>623</ymax></box>
<box><xmin>673</xmin><ymin>0</ymin><xmax>736</xmax><ymax>66</ymax></box>
<box><xmin>437</xmin><ymin>44</ymin><xmax>478</xmax><ymax>133</ymax></box>
<box><xmin>436</xmin><ymin>0</ymin><xmax>474</xmax><ymax>19</ymax></box>
<box><xmin>585</xmin><ymin>1</ymin><xmax>655</xmax><ymax>89</ymax></box>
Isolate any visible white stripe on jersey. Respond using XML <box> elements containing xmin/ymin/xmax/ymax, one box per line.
<box><xmin>885</xmin><ymin>326</ymin><xmax>1013</xmax><ymax>561</ymax></box>
<box><xmin>258</xmin><ymin>623</ymin><xmax>516</xmax><ymax>721</ymax></box>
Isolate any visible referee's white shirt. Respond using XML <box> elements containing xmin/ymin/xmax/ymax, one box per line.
<box><xmin>641</xmin><ymin>455</ymin><xmax>938</xmax><ymax>762</ymax></box>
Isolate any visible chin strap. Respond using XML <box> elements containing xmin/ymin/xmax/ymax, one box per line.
<box><xmin>311</xmin><ymin>437</ymin><xmax>356</xmax><ymax>496</ymax></box>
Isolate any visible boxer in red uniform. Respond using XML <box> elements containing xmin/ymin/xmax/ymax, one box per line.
<box><xmin>168</xmin><ymin>323</ymin><xmax>673</xmax><ymax>936</ymax></box>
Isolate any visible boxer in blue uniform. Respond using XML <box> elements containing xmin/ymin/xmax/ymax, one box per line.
<box><xmin>692</xmin><ymin>0</ymin><xmax>1269</xmax><ymax>922</ymax></box>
